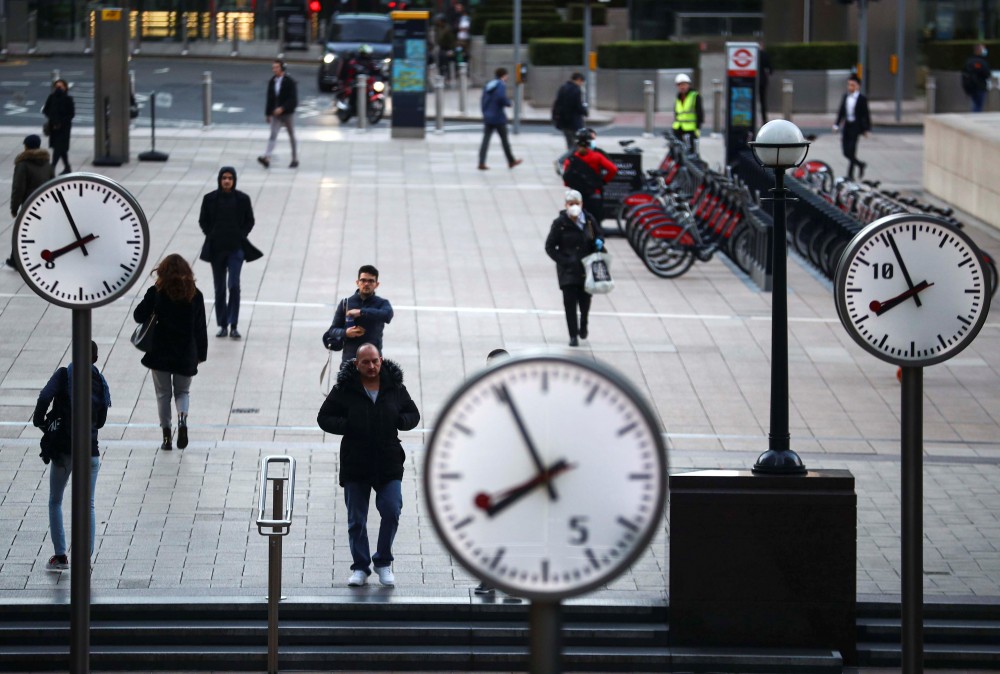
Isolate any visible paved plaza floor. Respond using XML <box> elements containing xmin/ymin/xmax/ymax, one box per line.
<box><xmin>0</xmin><ymin>115</ymin><xmax>998</xmax><ymax>614</ymax></box>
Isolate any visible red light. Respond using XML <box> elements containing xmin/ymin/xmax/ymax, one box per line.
<box><xmin>308</xmin><ymin>0</ymin><xmax>321</xmax><ymax>12</ymax></box>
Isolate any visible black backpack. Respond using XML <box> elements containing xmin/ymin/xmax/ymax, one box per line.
<box><xmin>563</xmin><ymin>155</ymin><xmax>604</xmax><ymax>194</ymax></box>
<box><xmin>39</xmin><ymin>369</ymin><xmax>71</xmax><ymax>464</ymax></box>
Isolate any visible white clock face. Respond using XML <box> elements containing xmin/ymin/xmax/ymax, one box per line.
<box><xmin>14</xmin><ymin>173</ymin><xmax>149</xmax><ymax>309</ymax></box>
<box><xmin>835</xmin><ymin>214</ymin><xmax>991</xmax><ymax>367</ymax></box>
<box><xmin>424</xmin><ymin>355</ymin><xmax>667</xmax><ymax>600</ymax></box>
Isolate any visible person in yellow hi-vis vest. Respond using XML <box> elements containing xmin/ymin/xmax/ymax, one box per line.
<box><xmin>672</xmin><ymin>73</ymin><xmax>704</xmax><ymax>155</ymax></box>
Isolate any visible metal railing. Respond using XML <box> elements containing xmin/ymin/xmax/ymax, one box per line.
<box><xmin>256</xmin><ymin>455</ymin><xmax>296</xmax><ymax>674</ymax></box>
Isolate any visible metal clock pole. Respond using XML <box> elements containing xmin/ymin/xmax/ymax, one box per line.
<box><xmin>900</xmin><ymin>366</ymin><xmax>923</xmax><ymax>673</ymax></box>
<box><xmin>70</xmin><ymin>308</ymin><xmax>93</xmax><ymax>674</ymax></box>
<box><xmin>529</xmin><ymin>599</ymin><xmax>562</xmax><ymax>674</ymax></box>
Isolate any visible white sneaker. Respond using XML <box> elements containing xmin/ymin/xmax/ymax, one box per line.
<box><xmin>347</xmin><ymin>570</ymin><xmax>367</xmax><ymax>587</ymax></box>
<box><xmin>375</xmin><ymin>566</ymin><xmax>395</xmax><ymax>587</ymax></box>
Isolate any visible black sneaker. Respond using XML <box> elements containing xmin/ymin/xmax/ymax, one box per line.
<box><xmin>216</xmin><ymin>327</ymin><xmax>228</xmax><ymax>338</ymax></box>
<box><xmin>229</xmin><ymin>327</ymin><xmax>242</xmax><ymax>340</ymax></box>
<box><xmin>177</xmin><ymin>419</ymin><xmax>188</xmax><ymax>450</ymax></box>
<box><xmin>3</xmin><ymin>258</ymin><xmax>16</xmax><ymax>270</ymax></box>
<box><xmin>46</xmin><ymin>554</ymin><xmax>69</xmax><ymax>571</ymax></box>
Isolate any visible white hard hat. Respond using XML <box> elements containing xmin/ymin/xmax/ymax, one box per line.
<box><xmin>675</xmin><ymin>73</ymin><xmax>692</xmax><ymax>84</ymax></box>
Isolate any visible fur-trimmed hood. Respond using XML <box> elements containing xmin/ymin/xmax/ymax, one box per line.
<box><xmin>15</xmin><ymin>148</ymin><xmax>51</xmax><ymax>165</ymax></box>
<box><xmin>335</xmin><ymin>357</ymin><xmax>405</xmax><ymax>391</ymax></box>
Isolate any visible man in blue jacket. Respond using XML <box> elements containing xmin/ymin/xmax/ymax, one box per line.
<box><xmin>478</xmin><ymin>67</ymin><xmax>522</xmax><ymax>171</ymax></box>
<box><xmin>323</xmin><ymin>265</ymin><xmax>394</xmax><ymax>362</ymax></box>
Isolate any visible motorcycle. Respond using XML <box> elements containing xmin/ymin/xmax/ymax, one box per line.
<box><xmin>335</xmin><ymin>60</ymin><xmax>387</xmax><ymax>126</ymax></box>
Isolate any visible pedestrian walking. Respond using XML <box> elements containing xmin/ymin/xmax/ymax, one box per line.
<box><xmin>961</xmin><ymin>44</ymin><xmax>992</xmax><ymax>113</ymax></box>
<box><xmin>758</xmin><ymin>44</ymin><xmax>773</xmax><ymax>123</ymax></box>
<box><xmin>42</xmin><ymin>79</ymin><xmax>75</xmax><ymax>175</ymax></box>
<box><xmin>5</xmin><ymin>134</ymin><xmax>54</xmax><ymax>270</ymax></box>
<box><xmin>323</xmin><ymin>265</ymin><xmax>394</xmax><ymax>362</ymax></box>
<box><xmin>833</xmin><ymin>73</ymin><xmax>871</xmax><ymax>181</ymax></box>
<box><xmin>478</xmin><ymin>68</ymin><xmax>522</xmax><ymax>171</ymax></box>
<box><xmin>258</xmin><ymin>60</ymin><xmax>299</xmax><ymax>169</ymax></box>
<box><xmin>133</xmin><ymin>254</ymin><xmax>209</xmax><ymax>451</ymax></box>
<box><xmin>545</xmin><ymin>189</ymin><xmax>604</xmax><ymax>347</ymax></box>
<box><xmin>551</xmin><ymin>72</ymin><xmax>588</xmax><ymax>150</ymax></box>
<box><xmin>561</xmin><ymin>127</ymin><xmax>618</xmax><ymax>225</ymax></box>
<box><xmin>33</xmin><ymin>340</ymin><xmax>110</xmax><ymax>571</ymax></box>
<box><xmin>433</xmin><ymin>15</ymin><xmax>456</xmax><ymax>86</ymax></box>
<box><xmin>672</xmin><ymin>73</ymin><xmax>704</xmax><ymax>154</ymax></box>
<box><xmin>317</xmin><ymin>343</ymin><xmax>421</xmax><ymax>588</ymax></box>
<box><xmin>198</xmin><ymin>166</ymin><xmax>261</xmax><ymax>340</ymax></box>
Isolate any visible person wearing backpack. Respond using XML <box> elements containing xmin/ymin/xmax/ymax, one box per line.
<box><xmin>478</xmin><ymin>67</ymin><xmax>522</xmax><ymax>171</ymax></box>
<box><xmin>33</xmin><ymin>341</ymin><xmax>111</xmax><ymax>571</ymax></box>
<box><xmin>961</xmin><ymin>44</ymin><xmax>992</xmax><ymax>113</ymax></box>
<box><xmin>552</xmin><ymin>72</ymin><xmax>588</xmax><ymax>150</ymax></box>
<box><xmin>561</xmin><ymin>127</ymin><xmax>618</xmax><ymax>225</ymax></box>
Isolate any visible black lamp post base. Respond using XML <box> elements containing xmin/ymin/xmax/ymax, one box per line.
<box><xmin>752</xmin><ymin>449</ymin><xmax>807</xmax><ymax>475</ymax></box>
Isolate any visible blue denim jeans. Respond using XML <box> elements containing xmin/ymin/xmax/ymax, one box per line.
<box><xmin>343</xmin><ymin>480</ymin><xmax>402</xmax><ymax>574</ymax></box>
<box><xmin>49</xmin><ymin>455</ymin><xmax>101</xmax><ymax>557</ymax></box>
<box><xmin>211</xmin><ymin>248</ymin><xmax>244</xmax><ymax>329</ymax></box>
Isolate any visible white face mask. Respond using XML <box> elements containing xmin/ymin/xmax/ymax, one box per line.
<box><xmin>566</xmin><ymin>204</ymin><xmax>582</xmax><ymax>218</ymax></box>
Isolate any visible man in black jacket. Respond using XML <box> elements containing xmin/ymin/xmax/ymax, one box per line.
<box><xmin>6</xmin><ymin>134</ymin><xmax>53</xmax><ymax>269</ymax></box>
<box><xmin>962</xmin><ymin>44</ymin><xmax>992</xmax><ymax>113</ymax></box>
<box><xmin>317</xmin><ymin>344</ymin><xmax>421</xmax><ymax>588</ymax></box>
<box><xmin>199</xmin><ymin>167</ymin><xmax>258</xmax><ymax>339</ymax></box>
<box><xmin>552</xmin><ymin>72</ymin><xmax>588</xmax><ymax>150</ymax></box>
<box><xmin>258</xmin><ymin>60</ymin><xmax>299</xmax><ymax>169</ymax></box>
<box><xmin>833</xmin><ymin>74</ymin><xmax>871</xmax><ymax>181</ymax></box>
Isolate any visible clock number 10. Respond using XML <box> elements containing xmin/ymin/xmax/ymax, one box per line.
<box><xmin>873</xmin><ymin>263</ymin><xmax>894</xmax><ymax>280</ymax></box>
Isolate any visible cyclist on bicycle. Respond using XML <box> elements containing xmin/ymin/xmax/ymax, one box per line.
<box><xmin>562</xmin><ymin>127</ymin><xmax>618</xmax><ymax>224</ymax></box>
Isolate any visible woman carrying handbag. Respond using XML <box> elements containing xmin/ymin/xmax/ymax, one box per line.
<box><xmin>134</xmin><ymin>254</ymin><xmax>208</xmax><ymax>450</ymax></box>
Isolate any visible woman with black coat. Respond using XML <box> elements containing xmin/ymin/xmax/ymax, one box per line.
<box><xmin>42</xmin><ymin>79</ymin><xmax>75</xmax><ymax>174</ymax></box>
<box><xmin>134</xmin><ymin>254</ymin><xmax>209</xmax><ymax>450</ymax></box>
<box><xmin>545</xmin><ymin>189</ymin><xmax>604</xmax><ymax>347</ymax></box>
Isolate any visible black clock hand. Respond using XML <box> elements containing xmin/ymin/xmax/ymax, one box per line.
<box><xmin>886</xmin><ymin>234</ymin><xmax>921</xmax><ymax>307</ymax></box>
<box><xmin>41</xmin><ymin>234</ymin><xmax>99</xmax><ymax>263</ymax></box>
<box><xmin>55</xmin><ymin>190</ymin><xmax>90</xmax><ymax>256</ymax></box>
<box><xmin>475</xmin><ymin>460</ymin><xmax>574</xmax><ymax>517</ymax></box>
<box><xmin>495</xmin><ymin>383</ymin><xmax>557</xmax><ymax>500</ymax></box>
<box><xmin>869</xmin><ymin>280</ymin><xmax>934</xmax><ymax>316</ymax></box>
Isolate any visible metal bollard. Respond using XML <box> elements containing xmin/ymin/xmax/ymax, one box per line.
<box><xmin>781</xmin><ymin>79</ymin><xmax>794</xmax><ymax>122</ymax></box>
<box><xmin>458</xmin><ymin>62</ymin><xmax>469</xmax><ymax>115</ymax></box>
<box><xmin>230</xmin><ymin>15</ymin><xmax>239</xmax><ymax>56</ymax></box>
<box><xmin>925</xmin><ymin>76</ymin><xmax>936</xmax><ymax>115</ymax></box>
<box><xmin>202</xmin><ymin>71</ymin><xmax>212</xmax><ymax>128</ymax></box>
<box><xmin>434</xmin><ymin>75</ymin><xmax>445</xmax><ymax>133</ymax></box>
<box><xmin>0</xmin><ymin>17</ymin><xmax>7</xmax><ymax>59</ymax></box>
<box><xmin>318</xmin><ymin>19</ymin><xmax>326</xmax><ymax>45</ymax></box>
<box><xmin>989</xmin><ymin>75</ymin><xmax>1000</xmax><ymax>112</ymax></box>
<box><xmin>52</xmin><ymin>69</ymin><xmax>61</xmax><ymax>84</ymax></box>
<box><xmin>278</xmin><ymin>18</ymin><xmax>286</xmax><ymax>52</ymax></box>
<box><xmin>448</xmin><ymin>60</ymin><xmax>456</xmax><ymax>87</ymax></box>
<box><xmin>180</xmin><ymin>14</ymin><xmax>189</xmax><ymax>55</ymax></box>
<box><xmin>82</xmin><ymin>7</ymin><xmax>92</xmax><ymax>54</ymax></box>
<box><xmin>132</xmin><ymin>10</ymin><xmax>142</xmax><ymax>54</ymax></box>
<box><xmin>712</xmin><ymin>78</ymin><xmax>722</xmax><ymax>134</ymax></box>
<box><xmin>27</xmin><ymin>11</ymin><xmax>37</xmax><ymax>54</ymax></box>
<box><xmin>356</xmin><ymin>73</ymin><xmax>368</xmax><ymax>132</ymax></box>
<box><xmin>642</xmin><ymin>79</ymin><xmax>655</xmax><ymax>137</ymax></box>
<box><xmin>256</xmin><ymin>456</ymin><xmax>296</xmax><ymax>674</ymax></box>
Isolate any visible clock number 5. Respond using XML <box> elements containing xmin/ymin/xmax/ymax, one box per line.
<box><xmin>568</xmin><ymin>516</ymin><xmax>589</xmax><ymax>545</ymax></box>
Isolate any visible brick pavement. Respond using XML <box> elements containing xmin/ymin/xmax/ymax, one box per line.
<box><xmin>0</xmin><ymin>116</ymin><xmax>998</xmax><ymax>607</ymax></box>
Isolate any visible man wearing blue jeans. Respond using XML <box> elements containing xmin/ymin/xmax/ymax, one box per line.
<box><xmin>33</xmin><ymin>341</ymin><xmax>110</xmax><ymax>571</ymax></box>
<box><xmin>317</xmin><ymin>343</ymin><xmax>420</xmax><ymax>587</ymax></box>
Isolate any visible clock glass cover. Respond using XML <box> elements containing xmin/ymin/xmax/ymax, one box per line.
<box><xmin>14</xmin><ymin>173</ymin><xmax>149</xmax><ymax>309</ymax></box>
<box><xmin>424</xmin><ymin>355</ymin><xmax>667</xmax><ymax>600</ymax></box>
<box><xmin>835</xmin><ymin>214</ymin><xmax>991</xmax><ymax>367</ymax></box>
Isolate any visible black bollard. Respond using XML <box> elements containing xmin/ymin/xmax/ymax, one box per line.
<box><xmin>139</xmin><ymin>91</ymin><xmax>169</xmax><ymax>162</ymax></box>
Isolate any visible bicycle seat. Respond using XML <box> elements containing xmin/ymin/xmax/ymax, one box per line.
<box><xmin>619</xmin><ymin>140</ymin><xmax>635</xmax><ymax>147</ymax></box>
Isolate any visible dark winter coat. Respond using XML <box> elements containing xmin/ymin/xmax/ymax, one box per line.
<box><xmin>962</xmin><ymin>54</ymin><xmax>992</xmax><ymax>94</ymax></box>
<box><xmin>10</xmin><ymin>149</ymin><xmax>54</xmax><ymax>217</ymax></box>
<box><xmin>33</xmin><ymin>364</ymin><xmax>110</xmax><ymax>457</ymax></box>
<box><xmin>545</xmin><ymin>210</ymin><xmax>601</xmax><ymax>288</ymax></box>
<box><xmin>133</xmin><ymin>286</ymin><xmax>209</xmax><ymax>377</ymax></box>
<box><xmin>481</xmin><ymin>77</ymin><xmax>511</xmax><ymax>125</ymax></box>
<box><xmin>198</xmin><ymin>166</ymin><xmax>259</xmax><ymax>262</ymax></box>
<box><xmin>42</xmin><ymin>89</ymin><xmax>75</xmax><ymax>154</ymax></box>
<box><xmin>552</xmin><ymin>80</ymin><xmax>587</xmax><ymax>132</ymax></box>
<box><xmin>265</xmin><ymin>73</ymin><xmax>298</xmax><ymax>116</ymax></box>
<box><xmin>323</xmin><ymin>291</ymin><xmax>394</xmax><ymax>361</ymax></box>
<box><xmin>317</xmin><ymin>359</ymin><xmax>420</xmax><ymax>487</ymax></box>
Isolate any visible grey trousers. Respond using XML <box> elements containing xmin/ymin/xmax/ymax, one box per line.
<box><xmin>151</xmin><ymin>370</ymin><xmax>192</xmax><ymax>428</ymax></box>
<box><xmin>264</xmin><ymin>113</ymin><xmax>297</xmax><ymax>160</ymax></box>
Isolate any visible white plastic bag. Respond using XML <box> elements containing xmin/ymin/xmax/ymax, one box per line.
<box><xmin>582</xmin><ymin>250</ymin><xmax>615</xmax><ymax>294</ymax></box>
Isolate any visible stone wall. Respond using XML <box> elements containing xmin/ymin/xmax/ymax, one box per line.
<box><xmin>924</xmin><ymin>113</ymin><xmax>1000</xmax><ymax>232</ymax></box>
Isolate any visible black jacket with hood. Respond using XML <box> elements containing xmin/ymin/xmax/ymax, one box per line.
<box><xmin>545</xmin><ymin>209</ymin><xmax>601</xmax><ymax>288</ymax></box>
<box><xmin>317</xmin><ymin>358</ymin><xmax>420</xmax><ymax>487</ymax></box>
<box><xmin>11</xmin><ymin>148</ymin><xmax>54</xmax><ymax>217</ymax></box>
<box><xmin>198</xmin><ymin>166</ymin><xmax>259</xmax><ymax>262</ymax></box>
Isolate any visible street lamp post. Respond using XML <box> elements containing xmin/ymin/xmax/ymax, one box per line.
<box><xmin>748</xmin><ymin>119</ymin><xmax>811</xmax><ymax>475</ymax></box>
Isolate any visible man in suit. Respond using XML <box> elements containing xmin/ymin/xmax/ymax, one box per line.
<box><xmin>833</xmin><ymin>74</ymin><xmax>871</xmax><ymax>181</ymax></box>
<box><xmin>258</xmin><ymin>60</ymin><xmax>299</xmax><ymax>169</ymax></box>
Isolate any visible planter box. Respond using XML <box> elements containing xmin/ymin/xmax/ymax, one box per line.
<box><xmin>596</xmin><ymin>68</ymin><xmax>695</xmax><ymax>112</ymax></box>
<box><xmin>525</xmin><ymin>65</ymin><xmax>581</xmax><ymax>107</ymax></box>
<box><xmin>928</xmin><ymin>69</ymin><xmax>973</xmax><ymax>113</ymax></box>
<box><xmin>767</xmin><ymin>69</ymin><xmax>851</xmax><ymax>114</ymax></box>
<box><xmin>481</xmin><ymin>43</ymin><xmax>517</xmax><ymax>89</ymax></box>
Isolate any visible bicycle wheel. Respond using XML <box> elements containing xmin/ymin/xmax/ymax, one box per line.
<box><xmin>642</xmin><ymin>237</ymin><xmax>696</xmax><ymax>278</ymax></box>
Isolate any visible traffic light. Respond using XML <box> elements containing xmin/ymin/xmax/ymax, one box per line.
<box><xmin>308</xmin><ymin>0</ymin><xmax>321</xmax><ymax>12</ymax></box>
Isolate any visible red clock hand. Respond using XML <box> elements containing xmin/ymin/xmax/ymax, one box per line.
<box><xmin>869</xmin><ymin>280</ymin><xmax>933</xmax><ymax>316</ymax></box>
<box><xmin>474</xmin><ymin>459</ymin><xmax>574</xmax><ymax>517</ymax></box>
<box><xmin>41</xmin><ymin>234</ymin><xmax>100</xmax><ymax>263</ymax></box>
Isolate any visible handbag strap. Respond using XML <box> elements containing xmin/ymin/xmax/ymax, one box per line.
<box><xmin>320</xmin><ymin>349</ymin><xmax>333</xmax><ymax>397</ymax></box>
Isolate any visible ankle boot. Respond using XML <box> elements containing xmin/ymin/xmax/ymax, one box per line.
<box><xmin>160</xmin><ymin>427</ymin><xmax>172</xmax><ymax>451</ymax></box>
<box><xmin>177</xmin><ymin>413</ymin><xmax>188</xmax><ymax>449</ymax></box>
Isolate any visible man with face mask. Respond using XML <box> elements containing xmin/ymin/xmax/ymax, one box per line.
<box><xmin>545</xmin><ymin>189</ymin><xmax>604</xmax><ymax>347</ymax></box>
<box><xmin>961</xmin><ymin>44</ymin><xmax>992</xmax><ymax>113</ymax></box>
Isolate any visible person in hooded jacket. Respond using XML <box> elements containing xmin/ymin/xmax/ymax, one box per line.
<box><xmin>545</xmin><ymin>189</ymin><xmax>604</xmax><ymax>347</ymax></box>
<box><xmin>478</xmin><ymin>67</ymin><xmax>522</xmax><ymax>170</ymax></box>
<box><xmin>6</xmin><ymin>134</ymin><xmax>54</xmax><ymax>269</ymax></box>
<box><xmin>317</xmin><ymin>343</ymin><xmax>421</xmax><ymax>588</ymax></box>
<box><xmin>199</xmin><ymin>166</ymin><xmax>259</xmax><ymax>340</ymax></box>
<box><xmin>42</xmin><ymin>79</ymin><xmax>75</xmax><ymax>174</ymax></box>
<box><xmin>134</xmin><ymin>254</ymin><xmax>209</xmax><ymax>451</ymax></box>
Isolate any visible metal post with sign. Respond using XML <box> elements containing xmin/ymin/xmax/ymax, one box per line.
<box><xmin>724</xmin><ymin>42</ymin><xmax>759</xmax><ymax>165</ymax></box>
<box><xmin>93</xmin><ymin>8</ymin><xmax>130</xmax><ymax>166</ymax></box>
<box><xmin>390</xmin><ymin>10</ymin><xmax>429</xmax><ymax>139</ymax></box>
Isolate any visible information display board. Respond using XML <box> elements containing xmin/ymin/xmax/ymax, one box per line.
<box><xmin>602</xmin><ymin>153</ymin><xmax>643</xmax><ymax>220</ymax></box>
<box><xmin>390</xmin><ymin>10</ymin><xmax>428</xmax><ymax>139</ymax></box>
<box><xmin>724</xmin><ymin>42</ymin><xmax>758</xmax><ymax>164</ymax></box>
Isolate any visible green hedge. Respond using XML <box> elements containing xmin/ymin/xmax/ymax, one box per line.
<box><xmin>471</xmin><ymin>9</ymin><xmax>560</xmax><ymax>34</ymax></box>
<box><xmin>597</xmin><ymin>41</ymin><xmax>699</xmax><ymax>69</ymax></box>
<box><xmin>529</xmin><ymin>38</ymin><xmax>585</xmax><ymax>66</ymax></box>
<box><xmin>767</xmin><ymin>42</ymin><xmax>857</xmax><ymax>70</ymax></box>
<box><xmin>552</xmin><ymin>0</ymin><xmax>627</xmax><ymax>6</ymax></box>
<box><xmin>923</xmin><ymin>40</ymin><xmax>1000</xmax><ymax>70</ymax></box>
<box><xmin>485</xmin><ymin>20</ymin><xmax>584</xmax><ymax>44</ymax></box>
<box><xmin>566</xmin><ymin>4</ymin><xmax>607</xmax><ymax>25</ymax></box>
